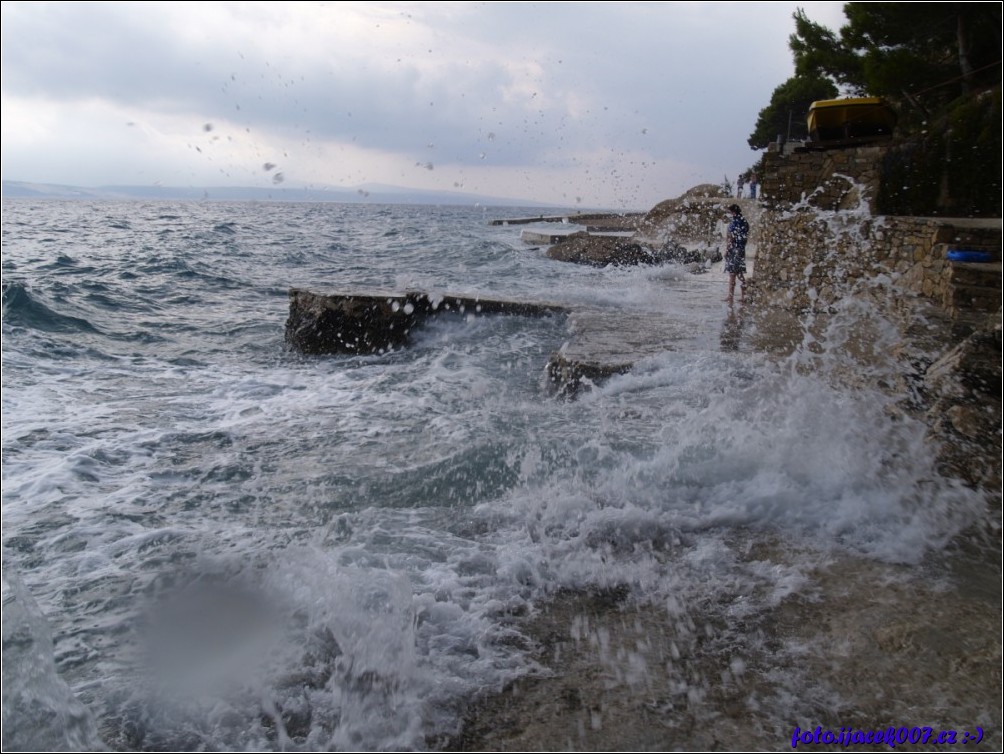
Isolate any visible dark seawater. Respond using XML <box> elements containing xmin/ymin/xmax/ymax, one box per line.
<box><xmin>1</xmin><ymin>200</ymin><xmax>998</xmax><ymax>751</ymax></box>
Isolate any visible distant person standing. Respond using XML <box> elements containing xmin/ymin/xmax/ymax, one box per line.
<box><xmin>748</xmin><ymin>172</ymin><xmax>758</xmax><ymax>199</ymax></box>
<box><xmin>736</xmin><ymin>174</ymin><xmax>745</xmax><ymax>199</ymax></box>
<box><xmin>723</xmin><ymin>204</ymin><xmax>749</xmax><ymax>304</ymax></box>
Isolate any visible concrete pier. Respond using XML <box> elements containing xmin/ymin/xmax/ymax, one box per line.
<box><xmin>519</xmin><ymin>230</ymin><xmax>570</xmax><ymax>245</ymax></box>
<box><xmin>285</xmin><ymin>264</ymin><xmax>748</xmax><ymax>397</ymax></box>
<box><xmin>519</xmin><ymin>229</ymin><xmax>634</xmax><ymax>245</ymax></box>
<box><xmin>488</xmin><ymin>212</ymin><xmax>643</xmax><ymax>228</ymax></box>
<box><xmin>285</xmin><ymin>288</ymin><xmax>567</xmax><ymax>356</ymax></box>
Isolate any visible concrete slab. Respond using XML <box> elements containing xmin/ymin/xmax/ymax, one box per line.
<box><xmin>286</xmin><ymin>254</ymin><xmax>767</xmax><ymax>397</ymax></box>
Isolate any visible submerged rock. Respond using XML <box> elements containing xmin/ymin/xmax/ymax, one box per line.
<box><xmin>544</xmin><ymin>353</ymin><xmax>632</xmax><ymax>399</ymax></box>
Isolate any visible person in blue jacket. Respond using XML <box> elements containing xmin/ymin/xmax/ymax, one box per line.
<box><xmin>724</xmin><ymin>204</ymin><xmax>749</xmax><ymax>303</ymax></box>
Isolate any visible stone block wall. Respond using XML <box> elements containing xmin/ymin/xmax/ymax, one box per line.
<box><xmin>754</xmin><ymin>142</ymin><xmax>1001</xmax><ymax>318</ymax></box>
<box><xmin>751</xmin><ymin>144</ymin><xmax>1001</xmax><ymax>496</ymax></box>
<box><xmin>752</xmin><ymin>211</ymin><xmax>1000</xmax><ymax>314</ymax></box>
<box><xmin>760</xmin><ymin>146</ymin><xmax>884</xmax><ymax>212</ymax></box>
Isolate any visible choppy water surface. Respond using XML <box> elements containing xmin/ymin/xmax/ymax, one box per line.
<box><xmin>2</xmin><ymin>200</ymin><xmax>998</xmax><ymax>751</ymax></box>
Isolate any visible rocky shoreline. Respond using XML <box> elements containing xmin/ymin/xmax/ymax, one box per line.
<box><xmin>285</xmin><ymin>184</ymin><xmax>1001</xmax><ymax>494</ymax></box>
<box><xmin>425</xmin><ymin>257</ymin><xmax>1000</xmax><ymax>751</ymax></box>
<box><xmin>433</xmin><ymin>225</ymin><xmax>998</xmax><ymax>747</ymax></box>
<box><xmin>282</xmin><ymin>184</ymin><xmax>1001</xmax><ymax>752</ymax></box>
<box><xmin>433</xmin><ymin>531</ymin><xmax>1000</xmax><ymax>752</ymax></box>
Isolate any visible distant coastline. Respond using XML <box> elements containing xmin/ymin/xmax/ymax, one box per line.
<box><xmin>0</xmin><ymin>180</ymin><xmax>576</xmax><ymax>209</ymax></box>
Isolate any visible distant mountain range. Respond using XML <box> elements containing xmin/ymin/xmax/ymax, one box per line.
<box><xmin>1</xmin><ymin>180</ymin><xmax>565</xmax><ymax>208</ymax></box>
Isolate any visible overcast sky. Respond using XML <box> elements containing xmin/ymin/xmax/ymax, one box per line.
<box><xmin>1</xmin><ymin>1</ymin><xmax>848</xmax><ymax>209</ymax></box>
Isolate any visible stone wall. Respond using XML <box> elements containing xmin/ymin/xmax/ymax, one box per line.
<box><xmin>751</xmin><ymin>146</ymin><xmax>1002</xmax><ymax>496</ymax></box>
<box><xmin>754</xmin><ymin>142</ymin><xmax>1001</xmax><ymax>318</ymax></box>
<box><xmin>751</xmin><ymin>209</ymin><xmax>1001</xmax><ymax>316</ymax></box>
<box><xmin>760</xmin><ymin>145</ymin><xmax>884</xmax><ymax>212</ymax></box>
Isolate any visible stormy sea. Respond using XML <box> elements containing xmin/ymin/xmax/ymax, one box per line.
<box><xmin>2</xmin><ymin>199</ymin><xmax>999</xmax><ymax>751</ymax></box>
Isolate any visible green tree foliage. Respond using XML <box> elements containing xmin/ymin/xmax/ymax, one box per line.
<box><xmin>791</xmin><ymin>3</ymin><xmax>1001</xmax><ymax>109</ymax></box>
<box><xmin>750</xmin><ymin>3</ymin><xmax>1001</xmax><ymax>215</ymax></box>
<box><xmin>877</xmin><ymin>89</ymin><xmax>1001</xmax><ymax>216</ymax></box>
<box><xmin>747</xmin><ymin>74</ymin><xmax>838</xmax><ymax>149</ymax></box>
<box><xmin>788</xmin><ymin>9</ymin><xmax>863</xmax><ymax>89</ymax></box>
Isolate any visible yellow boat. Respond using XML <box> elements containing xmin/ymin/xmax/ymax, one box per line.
<box><xmin>806</xmin><ymin>97</ymin><xmax>897</xmax><ymax>143</ymax></box>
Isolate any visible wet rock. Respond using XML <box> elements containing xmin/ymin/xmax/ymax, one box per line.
<box><xmin>679</xmin><ymin>183</ymin><xmax>732</xmax><ymax>199</ymax></box>
<box><xmin>946</xmin><ymin>404</ymin><xmax>993</xmax><ymax>439</ymax></box>
<box><xmin>632</xmin><ymin>195</ymin><xmax>736</xmax><ymax>249</ymax></box>
<box><xmin>285</xmin><ymin>289</ymin><xmax>566</xmax><ymax>356</ymax></box>
<box><xmin>924</xmin><ymin>325</ymin><xmax>1002</xmax><ymax>492</ymax></box>
<box><xmin>654</xmin><ymin>242</ymin><xmax>722</xmax><ymax>265</ymax></box>
<box><xmin>545</xmin><ymin>352</ymin><xmax>632</xmax><ymax>399</ymax></box>
<box><xmin>285</xmin><ymin>289</ymin><xmax>420</xmax><ymax>356</ymax></box>
<box><xmin>546</xmin><ymin>231</ymin><xmax>656</xmax><ymax>267</ymax></box>
<box><xmin>436</xmin><ymin>542</ymin><xmax>1003</xmax><ymax>753</ymax></box>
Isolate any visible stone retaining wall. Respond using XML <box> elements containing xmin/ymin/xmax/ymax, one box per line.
<box><xmin>760</xmin><ymin>145</ymin><xmax>885</xmax><ymax>212</ymax></box>
<box><xmin>751</xmin><ymin>210</ymin><xmax>1001</xmax><ymax>315</ymax></box>
<box><xmin>754</xmin><ymin>142</ymin><xmax>1001</xmax><ymax>318</ymax></box>
<box><xmin>751</xmin><ymin>147</ymin><xmax>1001</xmax><ymax>496</ymax></box>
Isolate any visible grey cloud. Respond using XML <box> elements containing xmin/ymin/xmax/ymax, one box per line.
<box><xmin>2</xmin><ymin>2</ymin><xmax>591</xmax><ymax>165</ymax></box>
<box><xmin>1</xmin><ymin>1</ymin><xmax>847</xmax><ymax>202</ymax></box>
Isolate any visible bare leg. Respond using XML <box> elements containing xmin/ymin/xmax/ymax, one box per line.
<box><xmin>725</xmin><ymin>273</ymin><xmax>736</xmax><ymax>302</ymax></box>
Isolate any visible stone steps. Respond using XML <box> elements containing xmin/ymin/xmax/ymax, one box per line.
<box><xmin>932</xmin><ymin>231</ymin><xmax>1002</xmax><ymax>318</ymax></box>
<box><xmin>946</xmin><ymin>266</ymin><xmax>1002</xmax><ymax>314</ymax></box>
